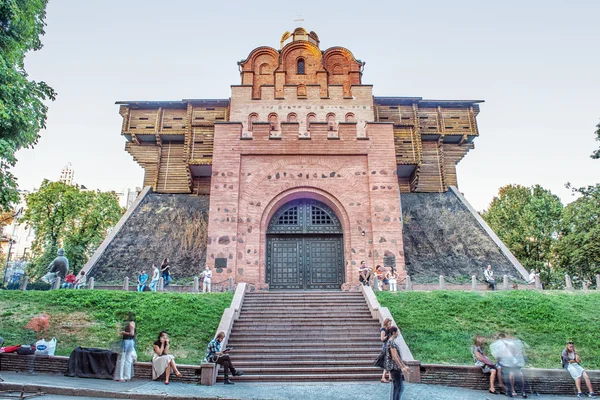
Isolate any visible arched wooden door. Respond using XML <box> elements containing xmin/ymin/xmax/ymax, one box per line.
<box><xmin>266</xmin><ymin>199</ymin><xmax>344</xmax><ymax>290</ymax></box>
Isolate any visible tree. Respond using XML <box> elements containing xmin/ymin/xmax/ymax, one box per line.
<box><xmin>0</xmin><ymin>0</ymin><xmax>57</xmax><ymax>211</ymax></box>
<box><xmin>555</xmin><ymin>184</ymin><xmax>600</xmax><ymax>282</ymax></box>
<box><xmin>22</xmin><ymin>180</ymin><xmax>123</xmax><ymax>278</ymax></box>
<box><xmin>592</xmin><ymin>120</ymin><xmax>600</xmax><ymax>159</ymax></box>
<box><xmin>482</xmin><ymin>184</ymin><xmax>563</xmax><ymax>285</ymax></box>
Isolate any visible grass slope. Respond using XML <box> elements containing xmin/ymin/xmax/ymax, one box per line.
<box><xmin>377</xmin><ymin>291</ymin><xmax>600</xmax><ymax>369</ymax></box>
<box><xmin>0</xmin><ymin>290</ymin><xmax>232</xmax><ymax>364</ymax></box>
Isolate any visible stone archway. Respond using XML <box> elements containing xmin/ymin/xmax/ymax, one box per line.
<box><xmin>266</xmin><ymin>199</ymin><xmax>344</xmax><ymax>290</ymax></box>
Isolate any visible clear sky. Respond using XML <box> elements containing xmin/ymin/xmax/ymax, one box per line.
<box><xmin>12</xmin><ymin>0</ymin><xmax>600</xmax><ymax>211</ymax></box>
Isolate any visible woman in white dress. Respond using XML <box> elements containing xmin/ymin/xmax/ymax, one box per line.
<box><xmin>152</xmin><ymin>331</ymin><xmax>182</xmax><ymax>384</ymax></box>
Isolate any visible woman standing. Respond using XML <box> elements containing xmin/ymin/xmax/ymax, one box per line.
<box><xmin>387</xmin><ymin>268</ymin><xmax>398</xmax><ymax>292</ymax></box>
<box><xmin>384</xmin><ymin>326</ymin><xmax>410</xmax><ymax>400</ymax></box>
<box><xmin>149</xmin><ymin>265</ymin><xmax>160</xmax><ymax>292</ymax></box>
<box><xmin>114</xmin><ymin>319</ymin><xmax>136</xmax><ymax>382</ymax></box>
<box><xmin>160</xmin><ymin>258</ymin><xmax>172</xmax><ymax>288</ymax></box>
<box><xmin>152</xmin><ymin>331</ymin><xmax>182</xmax><ymax>384</ymax></box>
<box><xmin>202</xmin><ymin>266</ymin><xmax>212</xmax><ymax>293</ymax></box>
<box><xmin>562</xmin><ymin>341</ymin><xmax>596</xmax><ymax>398</ymax></box>
<box><xmin>379</xmin><ymin>318</ymin><xmax>392</xmax><ymax>383</ymax></box>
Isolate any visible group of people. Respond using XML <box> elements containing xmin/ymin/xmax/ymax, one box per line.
<box><xmin>114</xmin><ymin>321</ymin><xmax>243</xmax><ymax>385</ymax></box>
<box><xmin>472</xmin><ymin>334</ymin><xmax>597</xmax><ymax>398</ymax></box>
<box><xmin>358</xmin><ymin>261</ymin><xmax>399</xmax><ymax>292</ymax></box>
<box><xmin>41</xmin><ymin>248</ymin><xmax>86</xmax><ymax>289</ymax></box>
<box><xmin>135</xmin><ymin>260</ymin><xmax>213</xmax><ymax>293</ymax></box>
<box><xmin>484</xmin><ymin>265</ymin><xmax>540</xmax><ymax>291</ymax></box>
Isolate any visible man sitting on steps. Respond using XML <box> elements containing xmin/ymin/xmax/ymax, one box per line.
<box><xmin>205</xmin><ymin>331</ymin><xmax>243</xmax><ymax>384</ymax></box>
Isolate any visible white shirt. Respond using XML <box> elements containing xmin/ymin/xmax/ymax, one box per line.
<box><xmin>484</xmin><ymin>269</ymin><xmax>494</xmax><ymax>281</ymax></box>
<box><xmin>151</xmin><ymin>267</ymin><xmax>160</xmax><ymax>281</ymax></box>
<box><xmin>203</xmin><ymin>269</ymin><xmax>212</xmax><ymax>282</ymax></box>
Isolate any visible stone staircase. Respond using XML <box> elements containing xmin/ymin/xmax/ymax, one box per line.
<box><xmin>218</xmin><ymin>291</ymin><xmax>383</xmax><ymax>382</ymax></box>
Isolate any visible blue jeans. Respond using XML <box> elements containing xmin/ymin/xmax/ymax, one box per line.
<box><xmin>116</xmin><ymin>339</ymin><xmax>135</xmax><ymax>381</ymax></box>
<box><xmin>390</xmin><ymin>369</ymin><xmax>405</xmax><ymax>400</ymax></box>
<box><xmin>149</xmin><ymin>279</ymin><xmax>158</xmax><ymax>292</ymax></box>
<box><xmin>137</xmin><ymin>283</ymin><xmax>146</xmax><ymax>292</ymax></box>
<box><xmin>162</xmin><ymin>273</ymin><xmax>172</xmax><ymax>287</ymax></box>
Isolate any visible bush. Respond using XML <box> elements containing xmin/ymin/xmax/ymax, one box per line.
<box><xmin>26</xmin><ymin>282</ymin><xmax>52</xmax><ymax>291</ymax></box>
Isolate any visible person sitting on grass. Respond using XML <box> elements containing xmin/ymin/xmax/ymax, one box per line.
<box><xmin>562</xmin><ymin>341</ymin><xmax>597</xmax><ymax>398</ymax></box>
<box><xmin>152</xmin><ymin>331</ymin><xmax>182</xmax><ymax>385</ymax></box>
<box><xmin>205</xmin><ymin>331</ymin><xmax>243</xmax><ymax>385</ymax></box>
<box><xmin>472</xmin><ymin>335</ymin><xmax>506</xmax><ymax>395</ymax></box>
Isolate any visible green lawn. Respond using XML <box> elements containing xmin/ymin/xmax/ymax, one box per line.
<box><xmin>0</xmin><ymin>290</ymin><xmax>232</xmax><ymax>364</ymax></box>
<box><xmin>377</xmin><ymin>290</ymin><xmax>600</xmax><ymax>369</ymax></box>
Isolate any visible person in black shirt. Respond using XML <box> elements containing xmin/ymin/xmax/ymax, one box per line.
<box><xmin>160</xmin><ymin>258</ymin><xmax>172</xmax><ymax>288</ymax></box>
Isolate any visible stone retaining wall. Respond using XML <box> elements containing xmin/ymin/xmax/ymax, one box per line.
<box><xmin>0</xmin><ymin>353</ymin><xmax>200</xmax><ymax>384</ymax></box>
<box><xmin>3</xmin><ymin>353</ymin><xmax>597</xmax><ymax>394</ymax></box>
<box><xmin>420</xmin><ymin>364</ymin><xmax>600</xmax><ymax>395</ymax></box>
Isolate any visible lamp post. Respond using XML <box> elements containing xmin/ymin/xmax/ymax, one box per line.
<box><xmin>3</xmin><ymin>238</ymin><xmax>16</xmax><ymax>284</ymax></box>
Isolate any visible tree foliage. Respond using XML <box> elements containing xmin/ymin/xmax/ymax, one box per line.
<box><xmin>22</xmin><ymin>180</ymin><xmax>124</xmax><ymax>277</ymax></box>
<box><xmin>555</xmin><ymin>184</ymin><xmax>600</xmax><ymax>281</ymax></box>
<box><xmin>482</xmin><ymin>184</ymin><xmax>563</xmax><ymax>284</ymax></box>
<box><xmin>0</xmin><ymin>0</ymin><xmax>56</xmax><ymax>211</ymax></box>
<box><xmin>592</xmin><ymin>120</ymin><xmax>600</xmax><ymax>159</ymax></box>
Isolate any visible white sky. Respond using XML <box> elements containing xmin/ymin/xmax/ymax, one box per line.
<box><xmin>12</xmin><ymin>0</ymin><xmax>600</xmax><ymax>211</ymax></box>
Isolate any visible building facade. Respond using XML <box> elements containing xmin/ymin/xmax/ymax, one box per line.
<box><xmin>117</xmin><ymin>28</ymin><xmax>482</xmax><ymax>290</ymax></box>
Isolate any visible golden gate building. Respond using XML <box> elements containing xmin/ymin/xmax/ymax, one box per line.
<box><xmin>115</xmin><ymin>28</ymin><xmax>482</xmax><ymax>290</ymax></box>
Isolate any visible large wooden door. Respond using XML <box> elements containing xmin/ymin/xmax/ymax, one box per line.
<box><xmin>266</xmin><ymin>200</ymin><xmax>344</xmax><ymax>290</ymax></box>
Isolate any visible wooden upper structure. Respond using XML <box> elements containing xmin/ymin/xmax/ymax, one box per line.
<box><xmin>118</xmin><ymin>28</ymin><xmax>482</xmax><ymax>195</ymax></box>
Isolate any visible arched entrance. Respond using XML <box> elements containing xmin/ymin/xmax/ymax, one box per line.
<box><xmin>266</xmin><ymin>199</ymin><xmax>344</xmax><ymax>290</ymax></box>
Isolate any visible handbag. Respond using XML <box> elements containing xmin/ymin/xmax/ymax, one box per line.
<box><xmin>374</xmin><ymin>348</ymin><xmax>386</xmax><ymax>369</ymax></box>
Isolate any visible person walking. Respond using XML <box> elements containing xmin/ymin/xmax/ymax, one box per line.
<box><xmin>380</xmin><ymin>318</ymin><xmax>392</xmax><ymax>383</ymax></box>
<box><xmin>562</xmin><ymin>341</ymin><xmax>597</xmax><ymax>398</ymax></box>
<box><xmin>490</xmin><ymin>333</ymin><xmax>527</xmax><ymax>398</ymax></box>
<box><xmin>160</xmin><ymin>258</ymin><xmax>172</xmax><ymax>288</ymax></box>
<box><xmin>149</xmin><ymin>265</ymin><xmax>160</xmax><ymax>292</ymax></box>
<box><xmin>152</xmin><ymin>331</ymin><xmax>182</xmax><ymax>384</ymax></box>
<box><xmin>384</xmin><ymin>326</ymin><xmax>410</xmax><ymax>400</ymax></box>
<box><xmin>201</xmin><ymin>266</ymin><xmax>212</xmax><ymax>293</ymax></box>
<box><xmin>114</xmin><ymin>319</ymin><xmax>136</xmax><ymax>382</ymax></box>
<box><xmin>484</xmin><ymin>265</ymin><xmax>496</xmax><ymax>291</ymax></box>
<box><xmin>137</xmin><ymin>270</ymin><xmax>149</xmax><ymax>292</ymax></box>
<box><xmin>205</xmin><ymin>331</ymin><xmax>243</xmax><ymax>384</ymax></box>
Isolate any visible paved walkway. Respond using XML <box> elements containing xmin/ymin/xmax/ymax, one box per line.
<box><xmin>0</xmin><ymin>371</ymin><xmax>578</xmax><ymax>399</ymax></box>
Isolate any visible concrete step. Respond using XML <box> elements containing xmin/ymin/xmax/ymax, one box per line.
<box><xmin>224</xmin><ymin>342</ymin><xmax>379</xmax><ymax>349</ymax></box>
<box><xmin>241</xmin><ymin>307</ymin><xmax>373</xmax><ymax>318</ymax></box>
<box><xmin>231</xmin><ymin>353</ymin><xmax>379</xmax><ymax>361</ymax></box>
<box><xmin>241</xmin><ymin>304</ymin><xmax>369</xmax><ymax>309</ymax></box>
<box><xmin>227</xmin><ymin>336</ymin><xmax>380</xmax><ymax>343</ymax></box>
<box><xmin>233</xmin><ymin>321</ymin><xmax>379</xmax><ymax>327</ymax></box>
<box><xmin>228</xmin><ymin>331</ymin><xmax>379</xmax><ymax>338</ymax></box>
<box><xmin>229</xmin><ymin>347</ymin><xmax>381</xmax><ymax>355</ymax></box>
<box><xmin>230</xmin><ymin>359</ymin><xmax>378</xmax><ymax>367</ymax></box>
<box><xmin>216</xmin><ymin>373</ymin><xmax>381</xmax><ymax>382</ymax></box>
<box><xmin>217</xmin><ymin>366</ymin><xmax>382</xmax><ymax>375</ymax></box>
<box><xmin>236</xmin><ymin>315</ymin><xmax>373</xmax><ymax>321</ymax></box>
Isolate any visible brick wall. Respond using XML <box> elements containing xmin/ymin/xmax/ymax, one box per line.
<box><xmin>205</xmin><ymin>118</ymin><xmax>405</xmax><ymax>288</ymax></box>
